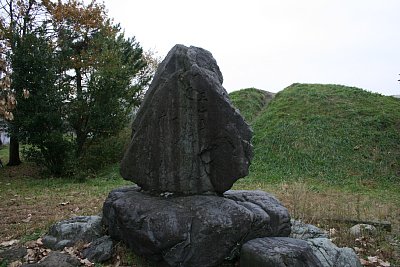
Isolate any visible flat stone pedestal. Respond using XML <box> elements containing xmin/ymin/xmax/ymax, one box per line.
<box><xmin>102</xmin><ymin>186</ymin><xmax>291</xmax><ymax>267</ymax></box>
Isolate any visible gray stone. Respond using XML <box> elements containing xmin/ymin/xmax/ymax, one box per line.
<box><xmin>102</xmin><ymin>186</ymin><xmax>291</xmax><ymax>267</ymax></box>
<box><xmin>0</xmin><ymin>247</ymin><xmax>27</xmax><ymax>262</ymax></box>
<box><xmin>240</xmin><ymin>237</ymin><xmax>323</xmax><ymax>267</ymax></box>
<box><xmin>21</xmin><ymin>251</ymin><xmax>81</xmax><ymax>267</ymax></box>
<box><xmin>120</xmin><ymin>44</ymin><xmax>253</xmax><ymax>195</ymax></box>
<box><xmin>42</xmin><ymin>216</ymin><xmax>103</xmax><ymax>250</ymax></box>
<box><xmin>290</xmin><ymin>220</ymin><xmax>362</xmax><ymax>267</ymax></box>
<box><xmin>307</xmin><ymin>238</ymin><xmax>362</xmax><ymax>267</ymax></box>
<box><xmin>349</xmin><ymin>223</ymin><xmax>377</xmax><ymax>237</ymax></box>
<box><xmin>82</xmin><ymin>235</ymin><xmax>113</xmax><ymax>263</ymax></box>
<box><xmin>290</xmin><ymin>219</ymin><xmax>329</xmax><ymax>239</ymax></box>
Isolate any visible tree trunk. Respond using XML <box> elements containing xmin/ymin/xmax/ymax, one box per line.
<box><xmin>74</xmin><ymin>67</ymin><xmax>86</xmax><ymax>157</ymax></box>
<box><xmin>7</xmin><ymin>134</ymin><xmax>21</xmax><ymax>166</ymax></box>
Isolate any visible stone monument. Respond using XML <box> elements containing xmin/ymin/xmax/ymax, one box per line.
<box><xmin>119</xmin><ymin>44</ymin><xmax>252</xmax><ymax>195</ymax></box>
<box><xmin>103</xmin><ymin>45</ymin><xmax>333</xmax><ymax>266</ymax></box>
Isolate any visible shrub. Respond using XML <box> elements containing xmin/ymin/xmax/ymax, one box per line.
<box><xmin>22</xmin><ymin>133</ymin><xmax>75</xmax><ymax>176</ymax></box>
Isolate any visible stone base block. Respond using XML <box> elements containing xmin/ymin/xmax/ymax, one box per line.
<box><xmin>102</xmin><ymin>186</ymin><xmax>291</xmax><ymax>267</ymax></box>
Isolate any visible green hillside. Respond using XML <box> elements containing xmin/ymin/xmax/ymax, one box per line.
<box><xmin>230</xmin><ymin>84</ymin><xmax>400</xmax><ymax>185</ymax></box>
<box><xmin>230</xmin><ymin>88</ymin><xmax>275</xmax><ymax>124</ymax></box>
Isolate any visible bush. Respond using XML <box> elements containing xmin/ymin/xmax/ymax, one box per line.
<box><xmin>23</xmin><ymin>133</ymin><xmax>75</xmax><ymax>176</ymax></box>
<box><xmin>22</xmin><ymin>128</ymin><xmax>131</xmax><ymax>178</ymax></box>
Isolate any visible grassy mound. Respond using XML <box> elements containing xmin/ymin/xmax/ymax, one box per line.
<box><xmin>229</xmin><ymin>88</ymin><xmax>275</xmax><ymax>124</ymax></box>
<box><xmin>230</xmin><ymin>84</ymin><xmax>400</xmax><ymax>185</ymax></box>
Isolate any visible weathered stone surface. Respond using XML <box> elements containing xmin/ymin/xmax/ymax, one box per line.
<box><xmin>42</xmin><ymin>216</ymin><xmax>103</xmax><ymax>250</ymax></box>
<box><xmin>82</xmin><ymin>235</ymin><xmax>113</xmax><ymax>263</ymax></box>
<box><xmin>120</xmin><ymin>44</ymin><xmax>252</xmax><ymax>194</ymax></box>
<box><xmin>290</xmin><ymin>221</ymin><xmax>362</xmax><ymax>267</ymax></box>
<box><xmin>0</xmin><ymin>247</ymin><xmax>27</xmax><ymax>262</ymax></box>
<box><xmin>22</xmin><ymin>252</ymin><xmax>81</xmax><ymax>267</ymax></box>
<box><xmin>240</xmin><ymin>237</ymin><xmax>322</xmax><ymax>267</ymax></box>
<box><xmin>290</xmin><ymin>219</ymin><xmax>328</xmax><ymax>239</ymax></box>
<box><xmin>102</xmin><ymin>186</ymin><xmax>291</xmax><ymax>267</ymax></box>
<box><xmin>307</xmin><ymin>238</ymin><xmax>362</xmax><ymax>267</ymax></box>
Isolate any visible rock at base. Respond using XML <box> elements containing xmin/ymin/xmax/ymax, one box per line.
<box><xmin>240</xmin><ymin>237</ymin><xmax>322</xmax><ymax>267</ymax></box>
<box><xmin>42</xmin><ymin>216</ymin><xmax>103</xmax><ymax>250</ymax></box>
<box><xmin>120</xmin><ymin>44</ymin><xmax>252</xmax><ymax>195</ymax></box>
<box><xmin>21</xmin><ymin>251</ymin><xmax>81</xmax><ymax>267</ymax></box>
<box><xmin>102</xmin><ymin>186</ymin><xmax>291</xmax><ymax>267</ymax></box>
<box><xmin>290</xmin><ymin>220</ymin><xmax>362</xmax><ymax>267</ymax></box>
<box><xmin>82</xmin><ymin>235</ymin><xmax>113</xmax><ymax>263</ymax></box>
<box><xmin>0</xmin><ymin>247</ymin><xmax>27</xmax><ymax>262</ymax></box>
<box><xmin>290</xmin><ymin>219</ymin><xmax>328</xmax><ymax>239</ymax></box>
<box><xmin>307</xmin><ymin>238</ymin><xmax>362</xmax><ymax>267</ymax></box>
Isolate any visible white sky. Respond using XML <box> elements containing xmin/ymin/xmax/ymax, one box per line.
<box><xmin>103</xmin><ymin>0</ymin><xmax>400</xmax><ymax>96</ymax></box>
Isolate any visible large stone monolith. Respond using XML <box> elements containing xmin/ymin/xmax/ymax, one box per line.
<box><xmin>120</xmin><ymin>44</ymin><xmax>252</xmax><ymax>195</ymax></box>
<box><xmin>103</xmin><ymin>45</ymin><xmax>292</xmax><ymax>266</ymax></box>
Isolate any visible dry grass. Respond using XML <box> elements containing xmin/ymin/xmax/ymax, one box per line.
<box><xmin>276</xmin><ymin>180</ymin><xmax>399</xmax><ymax>262</ymax></box>
<box><xmin>0</xmin><ymin>163</ymin><xmax>130</xmax><ymax>242</ymax></box>
<box><xmin>234</xmin><ymin>179</ymin><xmax>400</xmax><ymax>266</ymax></box>
<box><xmin>234</xmin><ymin>179</ymin><xmax>399</xmax><ymax>227</ymax></box>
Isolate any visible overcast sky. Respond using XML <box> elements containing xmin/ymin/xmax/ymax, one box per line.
<box><xmin>103</xmin><ymin>0</ymin><xmax>400</xmax><ymax>96</ymax></box>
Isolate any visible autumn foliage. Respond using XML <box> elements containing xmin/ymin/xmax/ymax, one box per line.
<box><xmin>0</xmin><ymin>32</ymin><xmax>15</xmax><ymax>120</ymax></box>
<box><xmin>0</xmin><ymin>0</ymin><xmax>157</xmax><ymax>172</ymax></box>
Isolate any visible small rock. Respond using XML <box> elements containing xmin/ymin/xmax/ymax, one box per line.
<box><xmin>42</xmin><ymin>216</ymin><xmax>103</xmax><ymax>250</ymax></box>
<box><xmin>288</xmin><ymin>220</ymin><xmax>363</xmax><ymax>267</ymax></box>
<box><xmin>21</xmin><ymin>251</ymin><xmax>81</xmax><ymax>267</ymax></box>
<box><xmin>290</xmin><ymin>219</ymin><xmax>329</xmax><ymax>239</ymax></box>
<box><xmin>307</xmin><ymin>237</ymin><xmax>362</xmax><ymax>267</ymax></box>
<box><xmin>82</xmin><ymin>235</ymin><xmax>113</xmax><ymax>263</ymax></box>
<box><xmin>0</xmin><ymin>247</ymin><xmax>28</xmax><ymax>262</ymax></box>
<box><xmin>240</xmin><ymin>237</ymin><xmax>322</xmax><ymax>267</ymax></box>
<box><xmin>40</xmin><ymin>236</ymin><xmax>57</xmax><ymax>249</ymax></box>
<box><xmin>349</xmin><ymin>224</ymin><xmax>377</xmax><ymax>237</ymax></box>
